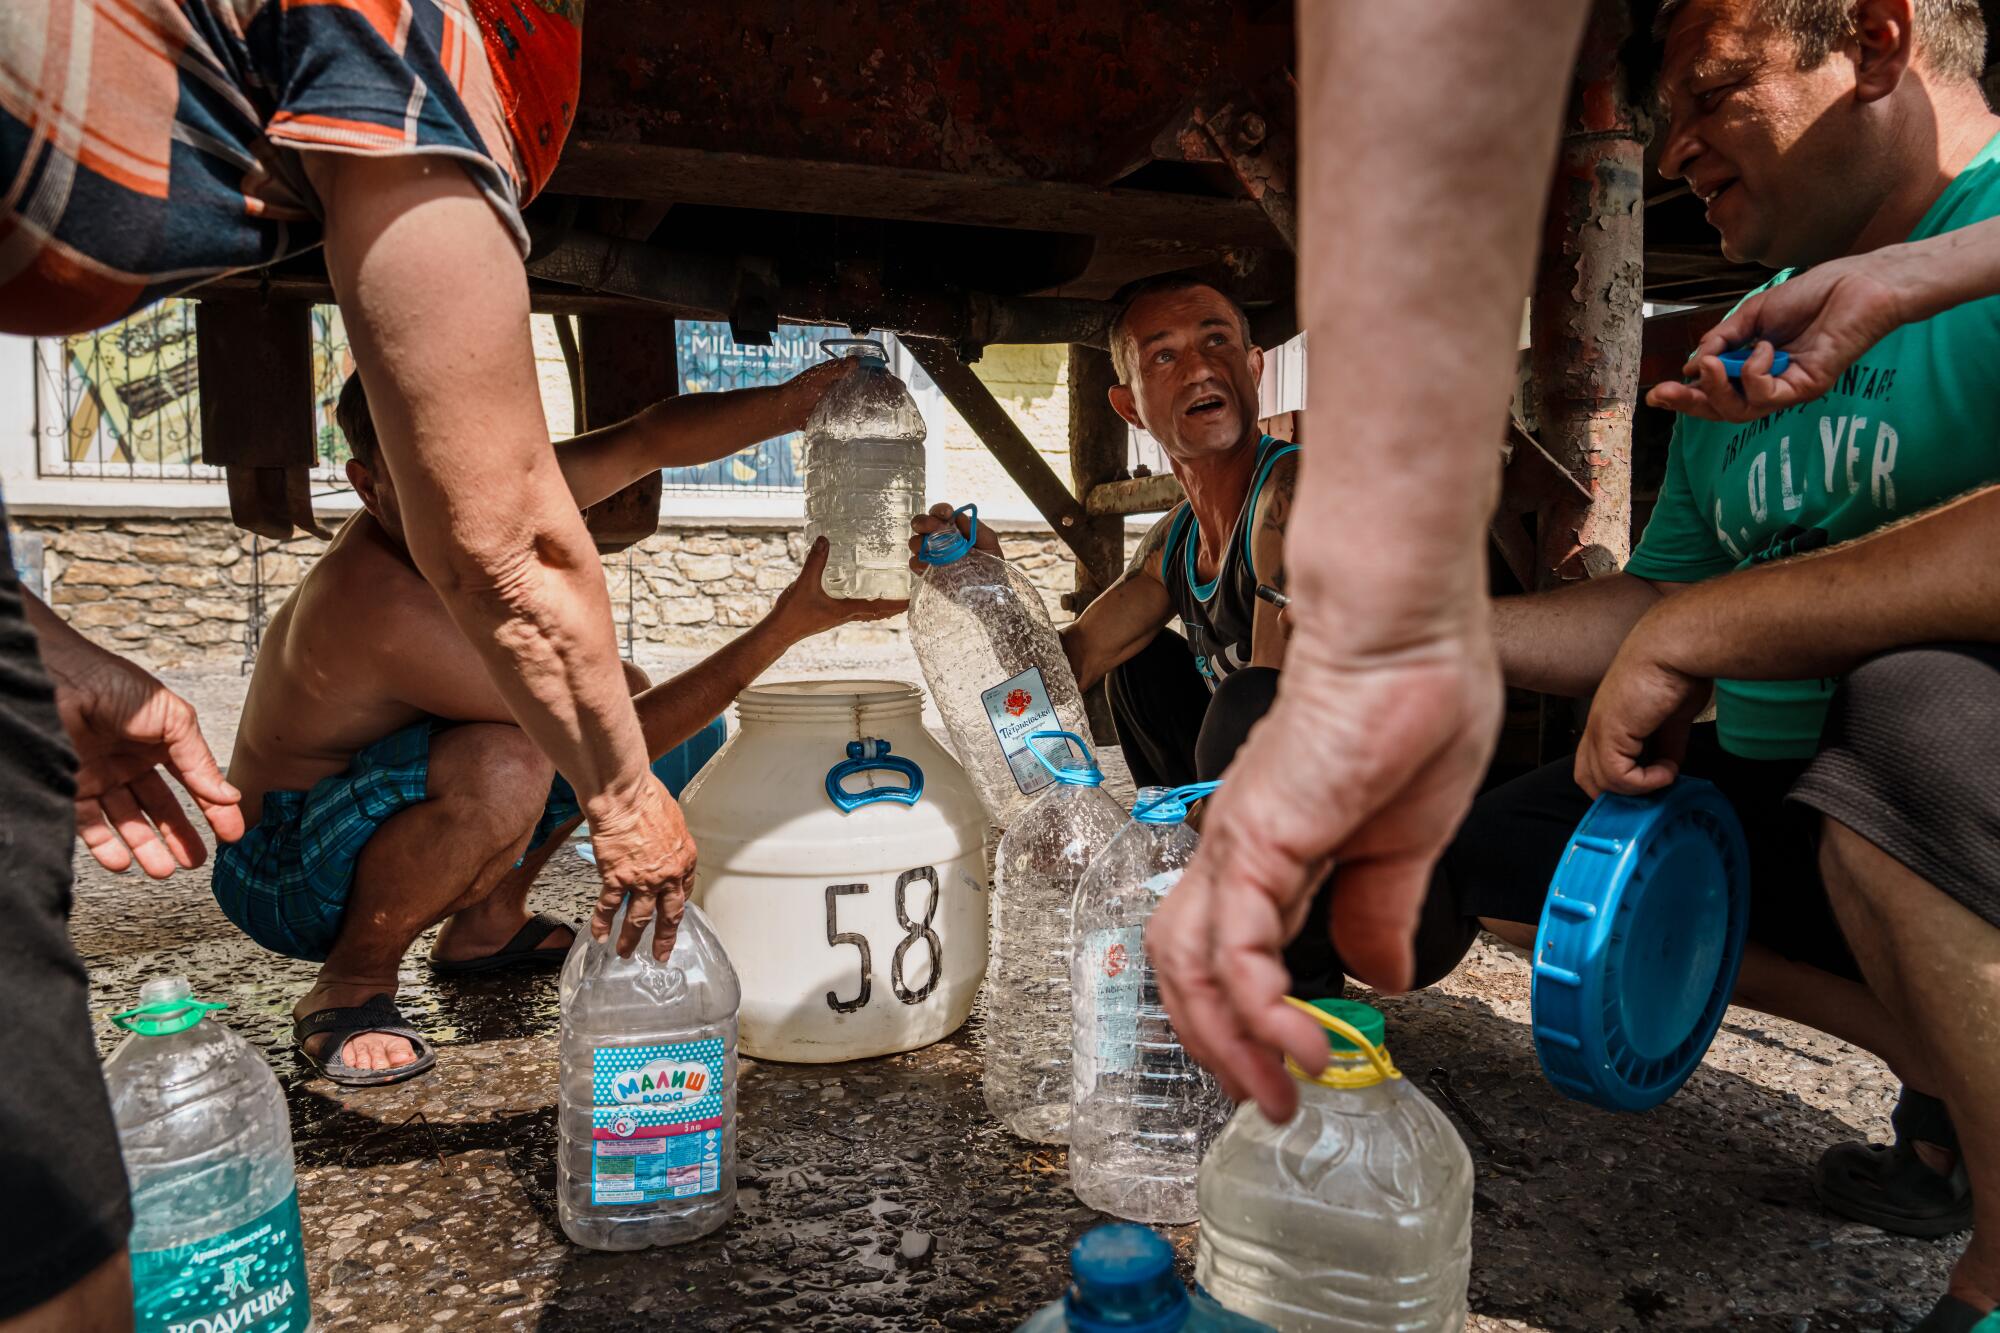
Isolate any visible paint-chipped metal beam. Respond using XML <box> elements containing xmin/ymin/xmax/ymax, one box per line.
<box><xmin>524</xmin><ymin>228</ymin><xmax>1116</xmax><ymax>353</ymax></box>
<box><xmin>1085</xmin><ymin>472</ymin><xmax>1186</xmax><ymax>517</ymax></box>
<box><xmin>1530</xmin><ymin>0</ymin><xmax>1647</xmax><ymax>586</ymax></box>
<box><xmin>900</xmin><ymin>339</ymin><xmax>1098</xmax><ymax>570</ymax></box>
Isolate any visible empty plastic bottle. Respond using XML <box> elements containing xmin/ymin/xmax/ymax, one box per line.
<box><xmin>558</xmin><ymin>899</ymin><xmax>741</xmax><ymax>1250</ymax></box>
<box><xmin>1069</xmin><ymin>783</ymin><xmax>1234</xmax><ymax>1223</ymax></box>
<box><xmin>1196</xmin><ymin>999</ymin><xmax>1473</xmax><ymax>1332</ymax></box>
<box><xmin>106</xmin><ymin>977</ymin><xmax>315</xmax><ymax>1333</ymax></box>
<box><xmin>987</xmin><ymin>730</ymin><xmax>1128</xmax><ymax>1144</ymax></box>
<box><xmin>803</xmin><ymin>337</ymin><xmax>928</xmax><ymax>600</ymax></box>
<box><xmin>1019</xmin><ymin>1223</ymin><xmax>1275</xmax><ymax>1331</ymax></box>
<box><xmin>911</xmin><ymin>504</ymin><xmax>1091</xmax><ymax>826</ymax></box>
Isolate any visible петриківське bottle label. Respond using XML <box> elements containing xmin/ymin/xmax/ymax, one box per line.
<box><xmin>981</xmin><ymin>665</ymin><xmax>1062</xmax><ymax>795</ymax></box>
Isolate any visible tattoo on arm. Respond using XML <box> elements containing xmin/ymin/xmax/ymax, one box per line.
<box><xmin>1256</xmin><ymin>460</ymin><xmax>1296</xmax><ymax>586</ymax></box>
<box><xmin>1125</xmin><ymin>511</ymin><xmax>1175</xmax><ymax>581</ymax></box>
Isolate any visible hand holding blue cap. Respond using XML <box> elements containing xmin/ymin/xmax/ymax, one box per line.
<box><xmin>1715</xmin><ymin>344</ymin><xmax>1791</xmax><ymax>379</ymax></box>
<box><xmin>1531</xmin><ymin>777</ymin><xmax>1750</xmax><ymax>1113</ymax></box>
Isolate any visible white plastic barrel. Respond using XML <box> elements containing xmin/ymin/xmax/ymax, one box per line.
<box><xmin>684</xmin><ymin>680</ymin><xmax>988</xmax><ymax>1062</ymax></box>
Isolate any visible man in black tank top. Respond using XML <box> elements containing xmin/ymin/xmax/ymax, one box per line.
<box><xmin>913</xmin><ymin>275</ymin><xmax>1479</xmax><ymax>993</ymax></box>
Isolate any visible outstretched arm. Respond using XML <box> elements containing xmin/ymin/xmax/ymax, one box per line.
<box><xmin>559</xmin><ymin>358</ymin><xmax>865</xmax><ymax>508</ymax></box>
<box><xmin>1148</xmin><ymin>0</ymin><xmax>1592</xmax><ymax>1122</ymax></box>
<box><xmin>1577</xmin><ymin>484</ymin><xmax>2000</xmax><ymax>795</ymax></box>
<box><xmin>21</xmin><ymin>589</ymin><xmax>242</xmax><ymax>877</ymax></box>
<box><xmin>908</xmin><ymin>503</ymin><xmax>1176</xmax><ymax>691</ymax></box>
<box><xmin>1647</xmin><ymin>215</ymin><xmax>2000</xmax><ymax>423</ymax></box>
<box><xmin>309</xmin><ymin>152</ymin><xmax>689</xmax><ymax>960</ymax></box>
<box><xmin>630</xmin><ymin>538</ymin><xmax>905</xmax><ymax>754</ymax></box>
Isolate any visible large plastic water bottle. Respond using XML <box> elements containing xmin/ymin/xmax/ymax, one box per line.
<box><xmin>105</xmin><ymin>977</ymin><xmax>314</xmax><ymax>1333</ymax></box>
<box><xmin>803</xmin><ymin>337</ymin><xmax>927</xmax><ymax>600</ymax></box>
<box><xmin>1019</xmin><ymin>1224</ymin><xmax>1275</xmax><ymax>1331</ymax></box>
<box><xmin>558</xmin><ymin>900</ymin><xmax>741</xmax><ymax>1250</ymax></box>
<box><xmin>1069</xmin><ymin>783</ymin><xmax>1234</xmax><ymax>1223</ymax></box>
<box><xmin>911</xmin><ymin>504</ymin><xmax>1091</xmax><ymax>827</ymax></box>
<box><xmin>1196</xmin><ymin>999</ymin><xmax>1473</xmax><ymax>1332</ymax></box>
<box><xmin>987</xmin><ymin>730</ymin><xmax>1128</xmax><ymax>1144</ymax></box>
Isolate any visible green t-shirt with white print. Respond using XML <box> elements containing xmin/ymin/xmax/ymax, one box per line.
<box><xmin>1625</xmin><ymin>130</ymin><xmax>2000</xmax><ymax>759</ymax></box>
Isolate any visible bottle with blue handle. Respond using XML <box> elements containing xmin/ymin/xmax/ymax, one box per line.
<box><xmin>1069</xmin><ymin>784</ymin><xmax>1234</xmax><ymax>1223</ymax></box>
<box><xmin>911</xmin><ymin>503</ymin><xmax>1092</xmax><ymax>828</ymax></box>
<box><xmin>106</xmin><ymin>977</ymin><xmax>315</xmax><ymax>1333</ymax></box>
<box><xmin>1019</xmin><ymin>1224</ymin><xmax>1274</xmax><ymax>1331</ymax></box>
<box><xmin>986</xmin><ymin>730</ymin><xmax>1128</xmax><ymax>1144</ymax></box>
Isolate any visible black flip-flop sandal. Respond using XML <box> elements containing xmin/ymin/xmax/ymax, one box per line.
<box><xmin>428</xmin><ymin>912</ymin><xmax>577</xmax><ymax>977</ymax></box>
<box><xmin>1909</xmin><ymin>1294</ymin><xmax>1995</xmax><ymax>1332</ymax></box>
<box><xmin>1814</xmin><ymin>1088</ymin><xmax>1973</xmax><ymax>1238</ymax></box>
<box><xmin>293</xmin><ymin>993</ymin><xmax>438</xmax><ymax>1088</ymax></box>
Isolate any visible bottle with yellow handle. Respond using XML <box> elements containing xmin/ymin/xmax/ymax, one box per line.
<box><xmin>1195</xmin><ymin>998</ymin><xmax>1473</xmax><ymax>1332</ymax></box>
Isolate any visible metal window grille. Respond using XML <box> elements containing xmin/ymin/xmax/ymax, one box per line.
<box><xmin>34</xmin><ymin>299</ymin><xmax>355</xmax><ymax>484</ymax></box>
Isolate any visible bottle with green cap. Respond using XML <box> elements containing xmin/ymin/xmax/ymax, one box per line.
<box><xmin>1195</xmin><ymin>998</ymin><xmax>1472</xmax><ymax>1332</ymax></box>
<box><xmin>1069</xmin><ymin>783</ymin><xmax>1233</xmax><ymax>1223</ymax></box>
<box><xmin>105</xmin><ymin>976</ymin><xmax>314</xmax><ymax>1332</ymax></box>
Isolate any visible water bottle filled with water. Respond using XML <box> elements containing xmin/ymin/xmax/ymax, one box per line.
<box><xmin>1197</xmin><ymin>999</ymin><xmax>1473</xmax><ymax>1332</ymax></box>
<box><xmin>1069</xmin><ymin>783</ymin><xmax>1233</xmax><ymax>1224</ymax></box>
<box><xmin>986</xmin><ymin>730</ymin><xmax>1127</xmax><ymax>1144</ymax></box>
<box><xmin>105</xmin><ymin>977</ymin><xmax>314</xmax><ymax>1333</ymax></box>
<box><xmin>911</xmin><ymin>504</ymin><xmax>1091</xmax><ymax>827</ymax></box>
<box><xmin>803</xmin><ymin>337</ymin><xmax>927</xmax><ymax>600</ymax></box>
<box><xmin>1018</xmin><ymin>1223</ymin><xmax>1274</xmax><ymax>1331</ymax></box>
<box><xmin>558</xmin><ymin>900</ymin><xmax>741</xmax><ymax>1250</ymax></box>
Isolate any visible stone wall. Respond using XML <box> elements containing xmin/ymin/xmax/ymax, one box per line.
<box><xmin>15</xmin><ymin>514</ymin><xmax>1139</xmax><ymax>670</ymax></box>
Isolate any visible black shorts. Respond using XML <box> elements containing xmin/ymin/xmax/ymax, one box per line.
<box><xmin>1447</xmin><ymin>724</ymin><xmax>1859</xmax><ymax>981</ymax></box>
<box><xmin>0</xmin><ymin>517</ymin><xmax>132</xmax><ymax>1317</ymax></box>
<box><xmin>1790</xmin><ymin>643</ymin><xmax>2000</xmax><ymax>930</ymax></box>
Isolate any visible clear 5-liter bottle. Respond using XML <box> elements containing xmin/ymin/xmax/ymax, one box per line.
<box><xmin>1019</xmin><ymin>1223</ymin><xmax>1275</xmax><ymax>1332</ymax></box>
<box><xmin>986</xmin><ymin>730</ymin><xmax>1128</xmax><ymax>1144</ymax></box>
<box><xmin>1069</xmin><ymin>784</ymin><xmax>1233</xmax><ymax>1223</ymax></box>
<box><xmin>910</xmin><ymin>504</ymin><xmax>1091</xmax><ymax>827</ymax></box>
<box><xmin>106</xmin><ymin>977</ymin><xmax>315</xmax><ymax>1333</ymax></box>
<box><xmin>1197</xmin><ymin>999</ymin><xmax>1473</xmax><ymax>1332</ymax></box>
<box><xmin>558</xmin><ymin>900</ymin><xmax>741</xmax><ymax>1250</ymax></box>
<box><xmin>803</xmin><ymin>337</ymin><xmax>927</xmax><ymax>600</ymax></box>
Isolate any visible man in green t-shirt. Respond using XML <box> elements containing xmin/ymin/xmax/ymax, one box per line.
<box><xmin>1429</xmin><ymin>0</ymin><xmax>2000</xmax><ymax>1245</ymax></box>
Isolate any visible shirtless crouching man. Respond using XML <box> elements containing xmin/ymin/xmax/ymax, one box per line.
<box><xmin>219</xmin><ymin>360</ymin><xmax>900</xmax><ymax>1086</ymax></box>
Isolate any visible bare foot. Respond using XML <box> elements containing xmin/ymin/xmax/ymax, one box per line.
<box><xmin>430</xmin><ymin>911</ymin><xmax>574</xmax><ymax>965</ymax></box>
<box><xmin>293</xmin><ymin>979</ymin><xmax>417</xmax><ymax>1071</ymax></box>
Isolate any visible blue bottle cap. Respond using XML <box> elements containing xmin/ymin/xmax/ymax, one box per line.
<box><xmin>1531</xmin><ymin>777</ymin><xmax>1750</xmax><ymax>1113</ymax></box>
<box><xmin>1063</xmin><ymin>1224</ymin><xmax>1190</xmax><ymax>1333</ymax></box>
<box><xmin>1716</xmin><ymin>345</ymin><xmax>1791</xmax><ymax>379</ymax></box>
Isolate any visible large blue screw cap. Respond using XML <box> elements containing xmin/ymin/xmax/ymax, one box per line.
<box><xmin>1531</xmin><ymin>777</ymin><xmax>1750</xmax><ymax>1113</ymax></box>
<box><xmin>1062</xmin><ymin>1224</ymin><xmax>1190</xmax><ymax>1333</ymax></box>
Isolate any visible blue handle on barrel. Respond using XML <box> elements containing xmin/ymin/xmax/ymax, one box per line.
<box><xmin>825</xmin><ymin>738</ymin><xmax>925</xmax><ymax>811</ymax></box>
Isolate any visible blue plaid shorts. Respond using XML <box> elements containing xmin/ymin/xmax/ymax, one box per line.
<box><xmin>212</xmin><ymin>716</ymin><xmax>727</xmax><ymax>961</ymax></box>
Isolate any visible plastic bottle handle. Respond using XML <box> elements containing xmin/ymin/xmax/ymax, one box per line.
<box><xmin>1132</xmin><ymin>779</ymin><xmax>1222</xmax><ymax>822</ymax></box>
<box><xmin>1027</xmin><ymin>729</ymin><xmax>1101</xmax><ymax>786</ymax></box>
<box><xmin>1280</xmin><ymin>995</ymin><xmax>1402</xmax><ymax>1087</ymax></box>
<box><xmin>111</xmin><ymin>997</ymin><xmax>229</xmax><ymax>1037</ymax></box>
<box><xmin>918</xmin><ymin>503</ymin><xmax>979</xmax><ymax>565</ymax></box>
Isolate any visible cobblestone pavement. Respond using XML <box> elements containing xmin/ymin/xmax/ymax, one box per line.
<box><xmin>69</xmin><ymin>665</ymin><xmax>1961</xmax><ymax>1332</ymax></box>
